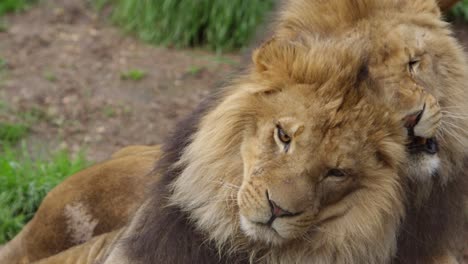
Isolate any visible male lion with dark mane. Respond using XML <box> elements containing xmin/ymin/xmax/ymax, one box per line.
<box><xmin>95</xmin><ymin>35</ymin><xmax>411</xmax><ymax>264</ymax></box>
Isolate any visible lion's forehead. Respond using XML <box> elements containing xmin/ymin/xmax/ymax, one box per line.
<box><xmin>370</xmin><ymin>23</ymin><xmax>433</xmax><ymax>64</ymax></box>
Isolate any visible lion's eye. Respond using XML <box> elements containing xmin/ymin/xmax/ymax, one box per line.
<box><xmin>408</xmin><ymin>59</ymin><xmax>420</xmax><ymax>73</ymax></box>
<box><xmin>326</xmin><ymin>169</ymin><xmax>346</xmax><ymax>178</ymax></box>
<box><xmin>276</xmin><ymin>125</ymin><xmax>291</xmax><ymax>145</ymax></box>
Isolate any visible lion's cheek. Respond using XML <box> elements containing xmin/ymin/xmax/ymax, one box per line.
<box><xmin>237</xmin><ymin>186</ymin><xmax>271</xmax><ymax>224</ymax></box>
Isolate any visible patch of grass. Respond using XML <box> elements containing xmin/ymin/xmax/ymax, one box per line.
<box><xmin>120</xmin><ymin>69</ymin><xmax>146</xmax><ymax>81</ymax></box>
<box><xmin>0</xmin><ymin>58</ymin><xmax>7</xmax><ymax>71</ymax></box>
<box><xmin>0</xmin><ymin>100</ymin><xmax>7</xmax><ymax>111</ymax></box>
<box><xmin>102</xmin><ymin>105</ymin><xmax>116</xmax><ymax>118</ymax></box>
<box><xmin>0</xmin><ymin>122</ymin><xmax>29</xmax><ymax>145</ymax></box>
<box><xmin>451</xmin><ymin>0</ymin><xmax>468</xmax><ymax>21</ymax></box>
<box><xmin>0</xmin><ymin>0</ymin><xmax>37</xmax><ymax>17</ymax></box>
<box><xmin>43</xmin><ymin>71</ymin><xmax>57</xmax><ymax>82</ymax></box>
<box><xmin>0</xmin><ymin>143</ymin><xmax>89</xmax><ymax>243</ymax></box>
<box><xmin>186</xmin><ymin>65</ymin><xmax>204</xmax><ymax>76</ymax></box>
<box><xmin>95</xmin><ymin>0</ymin><xmax>275</xmax><ymax>52</ymax></box>
<box><xmin>0</xmin><ymin>19</ymin><xmax>7</xmax><ymax>32</ymax></box>
<box><xmin>18</xmin><ymin>106</ymin><xmax>48</xmax><ymax>124</ymax></box>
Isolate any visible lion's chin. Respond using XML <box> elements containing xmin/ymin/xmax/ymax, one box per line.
<box><xmin>406</xmin><ymin>153</ymin><xmax>440</xmax><ymax>182</ymax></box>
<box><xmin>406</xmin><ymin>136</ymin><xmax>440</xmax><ymax>181</ymax></box>
<box><xmin>239</xmin><ymin>215</ymin><xmax>289</xmax><ymax>246</ymax></box>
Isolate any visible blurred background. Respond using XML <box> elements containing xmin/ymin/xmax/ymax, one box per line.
<box><xmin>0</xmin><ymin>0</ymin><xmax>467</xmax><ymax>251</ymax></box>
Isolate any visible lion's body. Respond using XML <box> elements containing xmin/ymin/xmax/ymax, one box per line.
<box><xmin>34</xmin><ymin>230</ymin><xmax>123</xmax><ymax>264</ymax></box>
<box><xmin>0</xmin><ymin>146</ymin><xmax>161</xmax><ymax>264</ymax></box>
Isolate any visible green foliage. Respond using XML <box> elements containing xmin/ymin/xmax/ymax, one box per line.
<box><xmin>0</xmin><ymin>58</ymin><xmax>7</xmax><ymax>71</ymax></box>
<box><xmin>43</xmin><ymin>71</ymin><xmax>57</xmax><ymax>82</ymax></box>
<box><xmin>0</xmin><ymin>143</ymin><xmax>89</xmax><ymax>243</ymax></box>
<box><xmin>450</xmin><ymin>0</ymin><xmax>468</xmax><ymax>21</ymax></box>
<box><xmin>0</xmin><ymin>19</ymin><xmax>7</xmax><ymax>32</ymax></box>
<box><xmin>0</xmin><ymin>122</ymin><xmax>29</xmax><ymax>144</ymax></box>
<box><xmin>96</xmin><ymin>0</ymin><xmax>275</xmax><ymax>52</ymax></box>
<box><xmin>0</xmin><ymin>0</ymin><xmax>36</xmax><ymax>17</ymax></box>
<box><xmin>186</xmin><ymin>65</ymin><xmax>203</xmax><ymax>76</ymax></box>
<box><xmin>120</xmin><ymin>69</ymin><xmax>146</xmax><ymax>81</ymax></box>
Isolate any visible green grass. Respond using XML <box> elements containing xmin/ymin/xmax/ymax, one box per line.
<box><xmin>0</xmin><ymin>19</ymin><xmax>7</xmax><ymax>32</ymax></box>
<box><xmin>0</xmin><ymin>143</ymin><xmax>89</xmax><ymax>243</ymax></box>
<box><xmin>0</xmin><ymin>0</ymin><xmax>36</xmax><ymax>17</ymax></box>
<box><xmin>120</xmin><ymin>69</ymin><xmax>146</xmax><ymax>81</ymax></box>
<box><xmin>102</xmin><ymin>105</ymin><xmax>116</xmax><ymax>117</ymax></box>
<box><xmin>0</xmin><ymin>58</ymin><xmax>7</xmax><ymax>72</ymax></box>
<box><xmin>186</xmin><ymin>65</ymin><xmax>204</xmax><ymax>76</ymax></box>
<box><xmin>451</xmin><ymin>0</ymin><xmax>468</xmax><ymax>21</ymax></box>
<box><xmin>95</xmin><ymin>0</ymin><xmax>275</xmax><ymax>52</ymax></box>
<box><xmin>0</xmin><ymin>122</ymin><xmax>29</xmax><ymax>145</ymax></box>
<box><xmin>43</xmin><ymin>71</ymin><xmax>57</xmax><ymax>82</ymax></box>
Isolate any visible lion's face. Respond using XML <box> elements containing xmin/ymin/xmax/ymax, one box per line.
<box><xmin>231</xmin><ymin>40</ymin><xmax>408</xmax><ymax>246</ymax></box>
<box><xmin>368</xmin><ymin>14</ymin><xmax>468</xmax><ymax>181</ymax></box>
<box><xmin>237</xmin><ymin>85</ymin><xmax>405</xmax><ymax>245</ymax></box>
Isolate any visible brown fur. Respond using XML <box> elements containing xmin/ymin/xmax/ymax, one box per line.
<box><xmin>0</xmin><ymin>146</ymin><xmax>161</xmax><ymax>264</ymax></box>
<box><xmin>34</xmin><ymin>230</ymin><xmax>124</xmax><ymax>264</ymax></box>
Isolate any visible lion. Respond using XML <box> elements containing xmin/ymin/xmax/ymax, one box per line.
<box><xmin>273</xmin><ymin>0</ymin><xmax>468</xmax><ymax>262</ymax></box>
<box><xmin>83</xmin><ymin>35</ymin><xmax>420</xmax><ymax>264</ymax></box>
<box><xmin>0</xmin><ymin>145</ymin><xmax>161</xmax><ymax>264</ymax></box>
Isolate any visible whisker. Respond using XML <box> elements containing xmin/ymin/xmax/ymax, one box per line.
<box><xmin>442</xmin><ymin>111</ymin><xmax>468</xmax><ymax>115</ymax></box>
<box><xmin>308</xmin><ymin>224</ymin><xmax>343</xmax><ymax>238</ymax></box>
<box><xmin>442</xmin><ymin>115</ymin><xmax>468</xmax><ymax>120</ymax></box>
<box><xmin>441</xmin><ymin>105</ymin><xmax>466</xmax><ymax>109</ymax></box>
<box><xmin>214</xmin><ymin>180</ymin><xmax>241</xmax><ymax>190</ymax></box>
<box><xmin>441</xmin><ymin>121</ymin><xmax>468</xmax><ymax>133</ymax></box>
<box><xmin>439</xmin><ymin>127</ymin><xmax>466</xmax><ymax>145</ymax></box>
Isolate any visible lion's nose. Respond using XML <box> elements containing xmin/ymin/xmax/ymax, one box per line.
<box><xmin>404</xmin><ymin>104</ymin><xmax>425</xmax><ymax>132</ymax></box>
<box><xmin>269</xmin><ymin>199</ymin><xmax>294</xmax><ymax>218</ymax></box>
<box><xmin>266</xmin><ymin>191</ymin><xmax>302</xmax><ymax>226</ymax></box>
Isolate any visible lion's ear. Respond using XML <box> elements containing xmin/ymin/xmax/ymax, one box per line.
<box><xmin>252</xmin><ymin>38</ymin><xmax>298</xmax><ymax>74</ymax></box>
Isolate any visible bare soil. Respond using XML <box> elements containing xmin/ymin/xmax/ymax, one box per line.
<box><xmin>0</xmin><ymin>0</ymin><xmax>240</xmax><ymax>161</ymax></box>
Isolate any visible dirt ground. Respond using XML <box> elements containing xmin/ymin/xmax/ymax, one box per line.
<box><xmin>0</xmin><ymin>0</ymin><xmax>467</xmax><ymax>261</ymax></box>
<box><xmin>0</xmin><ymin>0</ymin><xmax>240</xmax><ymax>161</ymax></box>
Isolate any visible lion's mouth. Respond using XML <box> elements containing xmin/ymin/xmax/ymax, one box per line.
<box><xmin>404</xmin><ymin>106</ymin><xmax>439</xmax><ymax>155</ymax></box>
<box><xmin>407</xmin><ymin>136</ymin><xmax>438</xmax><ymax>155</ymax></box>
